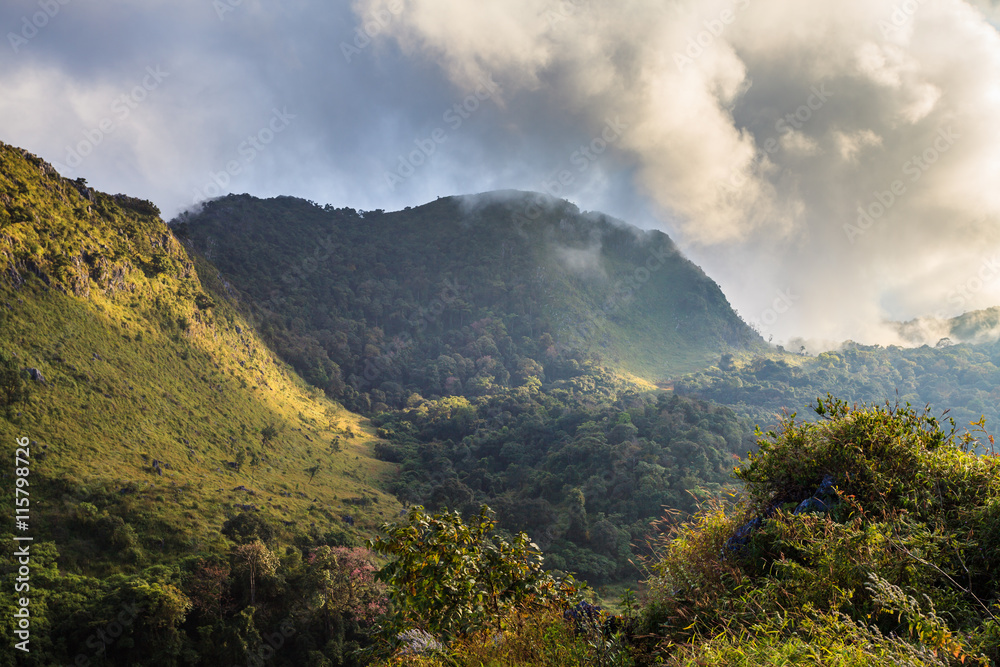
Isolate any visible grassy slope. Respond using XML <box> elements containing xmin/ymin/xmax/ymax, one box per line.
<box><xmin>0</xmin><ymin>142</ymin><xmax>399</xmax><ymax>574</ymax></box>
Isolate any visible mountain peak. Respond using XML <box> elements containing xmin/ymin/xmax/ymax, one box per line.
<box><xmin>176</xmin><ymin>191</ymin><xmax>761</xmax><ymax>414</ymax></box>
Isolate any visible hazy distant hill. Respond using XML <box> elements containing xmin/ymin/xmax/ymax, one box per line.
<box><xmin>678</xmin><ymin>339</ymin><xmax>1000</xmax><ymax>440</ymax></box>
<box><xmin>891</xmin><ymin>306</ymin><xmax>1000</xmax><ymax>346</ymax></box>
<box><xmin>176</xmin><ymin>191</ymin><xmax>763</xmax><ymax>413</ymax></box>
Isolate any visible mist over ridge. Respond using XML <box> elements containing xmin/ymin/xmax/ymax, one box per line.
<box><xmin>354</xmin><ymin>0</ymin><xmax>1000</xmax><ymax>346</ymax></box>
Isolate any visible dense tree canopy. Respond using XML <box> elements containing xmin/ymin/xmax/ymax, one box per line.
<box><xmin>679</xmin><ymin>341</ymin><xmax>1000</xmax><ymax>442</ymax></box>
<box><xmin>372</xmin><ymin>367</ymin><xmax>753</xmax><ymax>583</ymax></box>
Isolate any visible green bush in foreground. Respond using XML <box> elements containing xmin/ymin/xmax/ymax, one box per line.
<box><xmin>641</xmin><ymin>397</ymin><xmax>1000</xmax><ymax>666</ymax></box>
<box><xmin>366</xmin><ymin>505</ymin><xmax>645</xmax><ymax>666</ymax></box>
<box><xmin>368</xmin><ymin>505</ymin><xmax>579</xmax><ymax>641</ymax></box>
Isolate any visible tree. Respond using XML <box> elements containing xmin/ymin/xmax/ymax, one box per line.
<box><xmin>261</xmin><ymin>422</ymin><xmax>279</xmax><ymax>446</ymax></box>
<box><xmin>368</xmin><ymin>505</ymin><xmax>578</xmax><ymax>639</ymax></box>
<box><xmin>185</xmin><ymin>559</ymin><xmax>231</xmax><ymax>621</ymax></box>
<box><xmin>719</xmin><ymin>353</ymin><xmax>735</xmax><ymax>371</ymax></box>
<box><xmin>306</xmin><ymin>546</ymin><xmax>386</xmax><ymax>628</ymax></box>
<box><xmin>222</xmin><ymin>511</ymin><xmax>275</xmax><ymax>545</ymax></box>
<box><xmin>232</xmin><ymin>540</ymin><xmax>278</xmax><ymax>606</ymax></box>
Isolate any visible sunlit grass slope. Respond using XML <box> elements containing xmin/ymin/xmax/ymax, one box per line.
<box><xmin>0</xmin><ymin>142</ymin><xmax>400</xmax><ymax>574</ymax></box>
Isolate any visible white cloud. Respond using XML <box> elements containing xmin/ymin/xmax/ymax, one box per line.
<box><xmin>357</xmin><ymin>0</ymin><xmax>1000</xmax><ymax>343</ymax></box>
<box><xmin>835</xmin><ymin>129</ymin><xmax>883</xmax><ymax>162</ymax></box>
<box><xmin>3</xmin><ymin>0</ymin><xmax>1000</xmax><ymax>345</ymax></box>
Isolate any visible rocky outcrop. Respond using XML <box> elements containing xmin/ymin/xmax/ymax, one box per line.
<box><xmin>726</xmin><ymin>474</ymin><xmax>840</xmax><ymax>553</ymax></box>
<box><xmin>793</xmin><ymin>474</ymin><xmax>837</xmax><ymax>515</ymax></box>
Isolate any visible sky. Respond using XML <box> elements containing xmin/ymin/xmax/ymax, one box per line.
<box><xmin>3</xmin><ymin>0</ymin><xmax>1000</xmax><ymax>348</ymax></box>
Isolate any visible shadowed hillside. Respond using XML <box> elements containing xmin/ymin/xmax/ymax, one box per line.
<box><xmin>175</xmin><ymin>191</ymin><xmax>763</xmax><ymax>415</ymax></box>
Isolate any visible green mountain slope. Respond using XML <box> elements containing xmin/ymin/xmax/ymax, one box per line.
<box><xmin>175</xmin><ymin>191</ymin><xmax>762</xmax><ymax>414</ymax></box>
<box><xmin>0</xmin><ymin>142</ymin><xmax>400</xmax><ymax>664</ymax></box>
<box><xmin>0</xmin><ymin>142</ymin><xmax>400</xmax><ymax>548</ymax></box>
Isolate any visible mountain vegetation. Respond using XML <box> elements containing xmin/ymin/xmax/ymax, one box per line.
<box><xmin>6</xmin><ymin>138</ymin><xmax>1000</xmax><ymax>665</ymax></box>
<box><xmin>0</xmin><ymin>142</ymin><xmax>400</xmax><ymax>665</ymax></box>
<box><xmin>679</xmin><ymin>340</ymin><xmax>1000</xmax><ymax>438</ymax></box>
<box><xmin>373</xmin><ymin>399</ymin><xmax>1000</xmax><ymax>666</ymax></box>
<box><xmin>371</xmin><ymin>385</ymin><xmax>752</xmax><ymax>584</ymax></box>
<box><xmin>633</xmin><ymin>397</ymin><xmax>1000</xmax><ymax>666</ymax></box>
<box><xmin>175</xmin><ymin>191</ymin><xmax>763</xmax><ymax>413</ymax></box>
<box><xmin>174</xmin><ymin>191</ymin><xmax>763</xmax><ymax>585</ymax></box>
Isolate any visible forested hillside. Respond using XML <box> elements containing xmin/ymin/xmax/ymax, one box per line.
<box><xmin>175</xmin><ymin>191</ymin><xmax>765</xmax><ymax>583</ymax></box>
<box><xmin>0</xmin><ymin>141</ymin><xmax>763</xmax><ymax>665</ymax></box>
<box><xmin>9</xmin><ymin>137</ymin><xmax>1000</xmax><ymax>665</ymax></box>
<box><xmin>372</xmin><ymin>377</ymin><xmax>753</xmax><ymax>583</ymax></box>
<box><xmin>377</xmin><ymin>400</ymin><xmax>1000</xmax><ymax>666</ymax></box>
<box><xmin>678</xmin><ymin>341</ymin><xmax>1000</xmax><ymax>439</ymax></box>
<box><xmin>175</xmin><ymin>191</ymin><xmax>763</xmax><ymax>415</ymax></box>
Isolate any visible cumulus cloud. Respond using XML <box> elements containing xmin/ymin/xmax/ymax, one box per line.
<box><xmin>2</xmin><ymin>0</ymin><xmax>1000</xmax><ymax>345</ymax></box>
<box><xmin>357</xmin><ymin>0</ymin><xmax>1000</xmax><ymax>344</ymax></box>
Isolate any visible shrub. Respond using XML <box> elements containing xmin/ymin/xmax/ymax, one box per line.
<box><xmin>306</xmin><ymin>546</ymin><xmax>387</xmax><ymax>623</ymax></box>
<box><xmin>368</xmin><ymin>505</ymin><xmax>580</xmax><ymax>641</ymax></box>
<box><xmin>642</xmin><ymin>398</ymin><xmax>1000</xmax><ymax>665</ymax></box>
<box><xmin>222</xmin><ymin>511</ymin><xmax>276</xmax><ymax>545</ymax></box>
